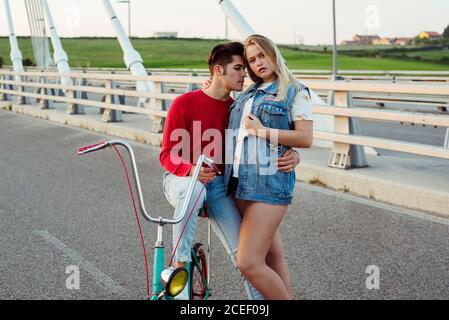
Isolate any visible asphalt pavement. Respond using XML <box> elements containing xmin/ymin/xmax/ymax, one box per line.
<box><xmin>1</xmin><ymin>110</ymin><xmax>449</xmax><ymax>300</ymax></box>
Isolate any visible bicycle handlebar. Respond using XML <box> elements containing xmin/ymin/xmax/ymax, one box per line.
<box><xmin>78</xmin><ymin>139</ymin><xmax>217</xmax><ymax>225</ymax></box>
<box><xmin>77</xmin><ymin>141</ymin><xmax>108</xmax><ymax>155</ymax></box>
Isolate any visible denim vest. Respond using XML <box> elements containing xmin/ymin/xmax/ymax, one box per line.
<box><xmin>224</xmin><ymin>80</ymin><xmax>304</xmax><ymax>205</ymax></box>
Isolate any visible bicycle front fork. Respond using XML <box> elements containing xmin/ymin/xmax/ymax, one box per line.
<box><xmin>151</xmin><ymin>224</ymin><xmax>165</xmax><ymax>300</ymax></box>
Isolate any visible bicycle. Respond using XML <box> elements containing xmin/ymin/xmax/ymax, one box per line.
<box><xmin>78</xmin><ymin>139</ymin><xmax>215</xmax><ymax>300</ymax></box>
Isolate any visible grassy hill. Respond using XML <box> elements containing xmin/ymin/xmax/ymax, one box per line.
<box><xmin>283</xmin><ymin>43</ymin><xmax>449</xmax><ymax>67</ymax></box>
<box><xmin>1</xmin><ymin>37</ymin><xmax>449</xmax><ymax>71</ymax></box>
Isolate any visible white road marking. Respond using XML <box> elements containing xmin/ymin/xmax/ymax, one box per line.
<box><xmin>33</xmin><ymin>230</ymin><xmax>129</xmax><ymax>296</ymax></box>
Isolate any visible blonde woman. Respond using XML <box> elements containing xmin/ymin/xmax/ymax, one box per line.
<box><xmin>224</xmin><ymin>34</ymin><xmax>314</xmax><ymax>299</ymax></box>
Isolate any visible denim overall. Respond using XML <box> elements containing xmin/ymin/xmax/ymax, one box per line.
<box><xmin>224</xmin><ymin>80</ymin><xmax>304</xmax><ymax>205</ymax></box>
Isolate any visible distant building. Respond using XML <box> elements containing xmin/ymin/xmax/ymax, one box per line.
<box><xmin>372</xmin><ymin>37</ymin><xmax>394</xmax><ymax>45</ymax></box>
<box><xmin>372</xmin><ymin>37</ymin><xmax>413</xmax><ymax>45</ymax></box>
<box><xmin>394</xmin><ymin>37</ymin><xmax>413</xmax><ymax>46</ymax></box>
<box><xmin>153</xmin><ymin>32</ymin><xmax>178</xmax><ymax>38</ymax></box>
<box><xmin>352</xmin><ymin>34</ymin><xmax>381</xmax><ymax>45</ymax></box>
<box><xmin>343</xmin><ymin>34</ymin><xmax>413</xmax><ymax>46</ymax></box>
<box><xmin>341</xmin><ymin>34</ymin><xmax>380</xmax><ymax>45</ymax></box>
<box><xmin>418</xmin><ymin>31</ymin><xmax>441</xmax><ymax>40</ymax></box>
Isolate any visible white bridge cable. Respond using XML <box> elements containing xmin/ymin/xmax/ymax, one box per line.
<box><xmin>24</xmin><ymin>0</ymin><xmax>37</xmax><ymax>64</ymax></box>
<box><xmin>26</xmin><ymin>0</ymin><xmax>42</xmax><ymax>66</ymax></box>
<box><xmin>30</xmin><ymin>0</ymin><xmax>46</xmax><ymax>63</ymax></box>
<box><xmin>32</xmin><ymin>0</ymin><xmax>50</xmax><ymax>67</ymax></box>
<box><xmin>25</xmin><ymin>0</ymin><xmax>53</xmax><ymax>69</ymax></box>
<box><xmin>36</xmin><ymin>0</ymin><xmax>54</xmax><ymax>68</ymax></box>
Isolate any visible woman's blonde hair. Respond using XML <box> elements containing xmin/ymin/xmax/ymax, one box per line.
<box><xmin>244</xmin><ymin>34</ymin><xmax>299</xmax><ymax>101</ymax></box>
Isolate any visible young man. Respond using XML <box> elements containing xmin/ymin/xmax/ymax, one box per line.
<box><xmin>159</xmin><ymin>42</ymin><xmax>300</xmax><ymax>300</ymax></box>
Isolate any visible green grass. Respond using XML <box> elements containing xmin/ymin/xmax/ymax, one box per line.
<box><xmin>284</xmin><ymin>44</ymin><xmax>418</xmax><ymax>52</ymax></box>
<box><xmin>279</xmin><ymin>47</ymin><xmax>449</xmax><ymax>70</ymax></box>
<box><xmin>405</xmin><ymin>50</ymin><xmax>449</xmax><ymax>58</ymax></box>
<box><xmin>378</xmin><ymin>48</ymin><xmax>449</xmax><ymax>64</ymax></box>
<box><xmin>1</xmin><ymin>37</ymin><xmax>449</xmax><ymax>71</ymax></box>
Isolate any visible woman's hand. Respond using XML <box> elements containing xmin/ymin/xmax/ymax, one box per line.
<box><xmin>276</xmin><ymin>149</ymin><xmax>300</xmax><ymax>173</ymax></box>
<box><xmin>202</xmin><ymin>78</ymin><xmax>212</xmax><ymax>90</ymax></box>
<box><xmin>244</xmin><ymin>114</ymin><xmax>265</xmax><ymax>136</ymax></box>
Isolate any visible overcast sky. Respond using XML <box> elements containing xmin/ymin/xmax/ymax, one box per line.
<box><xmin>1</xmin><ymin>0</ymin><xmax>448</xmax><ymax>44</ymax></box>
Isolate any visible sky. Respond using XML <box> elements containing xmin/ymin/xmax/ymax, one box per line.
<box><xmin>0</xmin><ymin>0</ymin><xmax>448</xmax><ymax>45</ymax></box>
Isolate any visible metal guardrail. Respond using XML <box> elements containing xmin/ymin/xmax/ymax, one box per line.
<box><xmin>16</xmin><ymin>67</ymin><xmax>449</xmax><ymax>114</ymax></box>
<box><xmin>1</xmin><ymin>69</ymin><xmax>449</xmax><ymax>168</ymax></box>
<box><xmin>11</xmin><ymin>66</ymin><xmax>449</xmax><ymax>83</ymax></box>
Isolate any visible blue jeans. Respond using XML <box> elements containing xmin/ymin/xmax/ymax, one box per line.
<box><xmin>162</xmin><ymin>172</ymin><xmax>264</xmax><ymax>300</ymax></box>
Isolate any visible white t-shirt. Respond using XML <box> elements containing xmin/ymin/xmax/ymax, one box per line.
<box><xmin>232</xmin><ymin>82</ymin><xmax>313</xmax><ymax>178</ymax></box>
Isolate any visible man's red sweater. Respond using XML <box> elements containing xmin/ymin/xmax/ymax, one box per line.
<box><xmin>159</xmin><ymin>90</ymin><xmax>233</xmax><ymax>176</ymax></box>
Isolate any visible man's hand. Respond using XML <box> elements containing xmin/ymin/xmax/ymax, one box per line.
<box><xmin>189</xmin><ymin>165</ymin><xmax>216</xmax><ymax>183</ymax></box>
<box><xmin>276</xmin><ymin>149</ymin><xmax>300</xmax><ymax>173</ymax></box>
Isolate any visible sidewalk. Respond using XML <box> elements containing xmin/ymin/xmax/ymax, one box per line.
<box><xmin>2</xmin><ymin>100</ymin><xmax>449</xmax><ymax>216</ymax></box>
<box><xmin>298</xmin><ymin>147</ymin><xmax>449</xmax><ymax>216</ymax></box>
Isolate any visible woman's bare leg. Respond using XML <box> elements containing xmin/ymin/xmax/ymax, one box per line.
<box><xmin>266</xmin><ymin>230</ymin><xmax>293</xmax><ymax>297</ymax></box>
<box><xmin>237</xmin><ymin>201</ymin><xmax>291</xmax><ymax>300</ymax></box>
<box><xmin>235</xmin><ymin>197</ymin><xmax>292</xmax><ymax>297</ymax></box>
<box><xmin>234</xmin><ymin>197</ymin><xmax>248</xmax><ymax>217</ymax></box>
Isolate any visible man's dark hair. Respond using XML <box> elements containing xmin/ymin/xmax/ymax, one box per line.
<box><xmin>208</xmin><ymin>42</ymin><xmax>244</xmax><ymax>75</ymax></box>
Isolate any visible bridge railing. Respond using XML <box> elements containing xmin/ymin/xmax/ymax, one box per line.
<box><xmin>15</xmin><ymin>67</ymin><xmax>449</xmax><ymax>114</ymax></box>
<box><xmin>1</xmin><ymin>69</ymin><xmax>449</xmax><ymax>168</ymax></box>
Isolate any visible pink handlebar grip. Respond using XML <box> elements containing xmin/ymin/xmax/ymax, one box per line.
<box><xmin>77</xmin><ymin>141</ymin><xmax>108</xmax><ymax>155</ymax></box>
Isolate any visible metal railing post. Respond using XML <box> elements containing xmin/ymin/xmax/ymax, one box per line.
<box><xmin>444</xmin><ymin>129</ymin><xmax>449</xmax><ymax>150</ymax></box>
<box><xmin>102</xmin><ymin>78</ymin><xmax>123</xmax><ymax>122</ymax></box>
<box><xmin>437</xmin><ymin>99</ymin><xmax>448</xmax><ymax>113</ymax></box>
<box><xmin>36</xmin><ymin>70</ymin><xmax>54</xmax><ymax>109</ymax></box>
<box><xmin>150</xmin><ymin>80</ymin><xmax>164</xmax><ymax>133</ymax></box>
<box><xmin>328</xmin><ymin>88</ymin><xmax>368</xmax><ymax>169</ymax></box>
<box><xmin>328</xmin><ymin>78</ymin><xmax>368</xmax><ymax>169</ymax></box>
<box><xmin>0</xmin><ymin>74</ymin><xmax>11</xmax><ymax>101</ymax></box>
<box><xmin>67</xmin><ymin>74</ymin><xmax>85</xmax><ymax>115</ymax></box>
<box><xmin>185</xmin><ymin>72</ymin><xmax>200</xmax><ymax>93</ymax></box>
<box><xmin>16</xmin><ymin>73</ymin><xmax>30</xmax><ymax>105</ymax></box>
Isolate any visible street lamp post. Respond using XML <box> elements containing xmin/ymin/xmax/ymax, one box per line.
<box><xmin>225</xmin><ymin>17</ymin><xmax>228</xmax><ymax>39</ymax></box>
<box><xmin>117</xmin><ymin>0</ymin><xmax>131</xmax><ymax>38</ymax></box>
<box><xmin>332</xmin><ymin>0</ymin><xmax>338</xmax><ymax>80</ymax></box>
<box><xmin>329</xmin><ymin>0</ymin><xmax>369</xmax><ymax>167</ymax></box>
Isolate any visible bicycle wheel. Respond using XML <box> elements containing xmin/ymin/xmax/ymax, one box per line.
<box><xmin>190</xmin><ymin>242</ymin><xmax>209</xmax><ymax>300</ymax></box>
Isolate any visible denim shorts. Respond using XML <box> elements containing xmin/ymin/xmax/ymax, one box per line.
<box><xmin>231</xmin><ymin>174</ymin><xmax>294</xmax><ymax>206</ymax></box>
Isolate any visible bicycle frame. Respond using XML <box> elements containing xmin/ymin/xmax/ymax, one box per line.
<box><xmin>189</xmin><ymin>248</ymin><xmax>210</xmax><ymax>299</ymax></box>
<box><xmin>78</xmin><ymin>139</ymin><xmax>216</xmax><ymax>300</ymax></box>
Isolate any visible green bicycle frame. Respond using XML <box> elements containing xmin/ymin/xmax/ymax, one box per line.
<box><xmin>190</xmin><ymin>249</ymin><xmax>210</xmax><ymax>300</ymax></box>
<box><xmin>150</xmin><ymin>254</ymin><xmax>211</xmax><ymax>300</ymax></box>
<box><xmin>78</xmin><ymin>140</ymin><xmax>214</xmax><ymax>300</ymax></box>
<box><xmin>150</xmin><ymin>223</ymin><xmax>210</xmax><ymax>300</ymax></box>
<box><xmin>151</xmin><ymin>224</ymin><xmax>166</xmax><ymax>300</ymax></box>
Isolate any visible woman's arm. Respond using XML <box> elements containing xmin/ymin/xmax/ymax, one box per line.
<box><xmin>244</xmin><ymin>115</ymin><xmax>313</xmax><ymax>148</ymax></box>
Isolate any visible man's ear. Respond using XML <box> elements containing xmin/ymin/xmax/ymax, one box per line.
<box><xmin>214</xmin><ymin>64</ymin><xmax>224</xmax><ymax>76</ymax></box>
